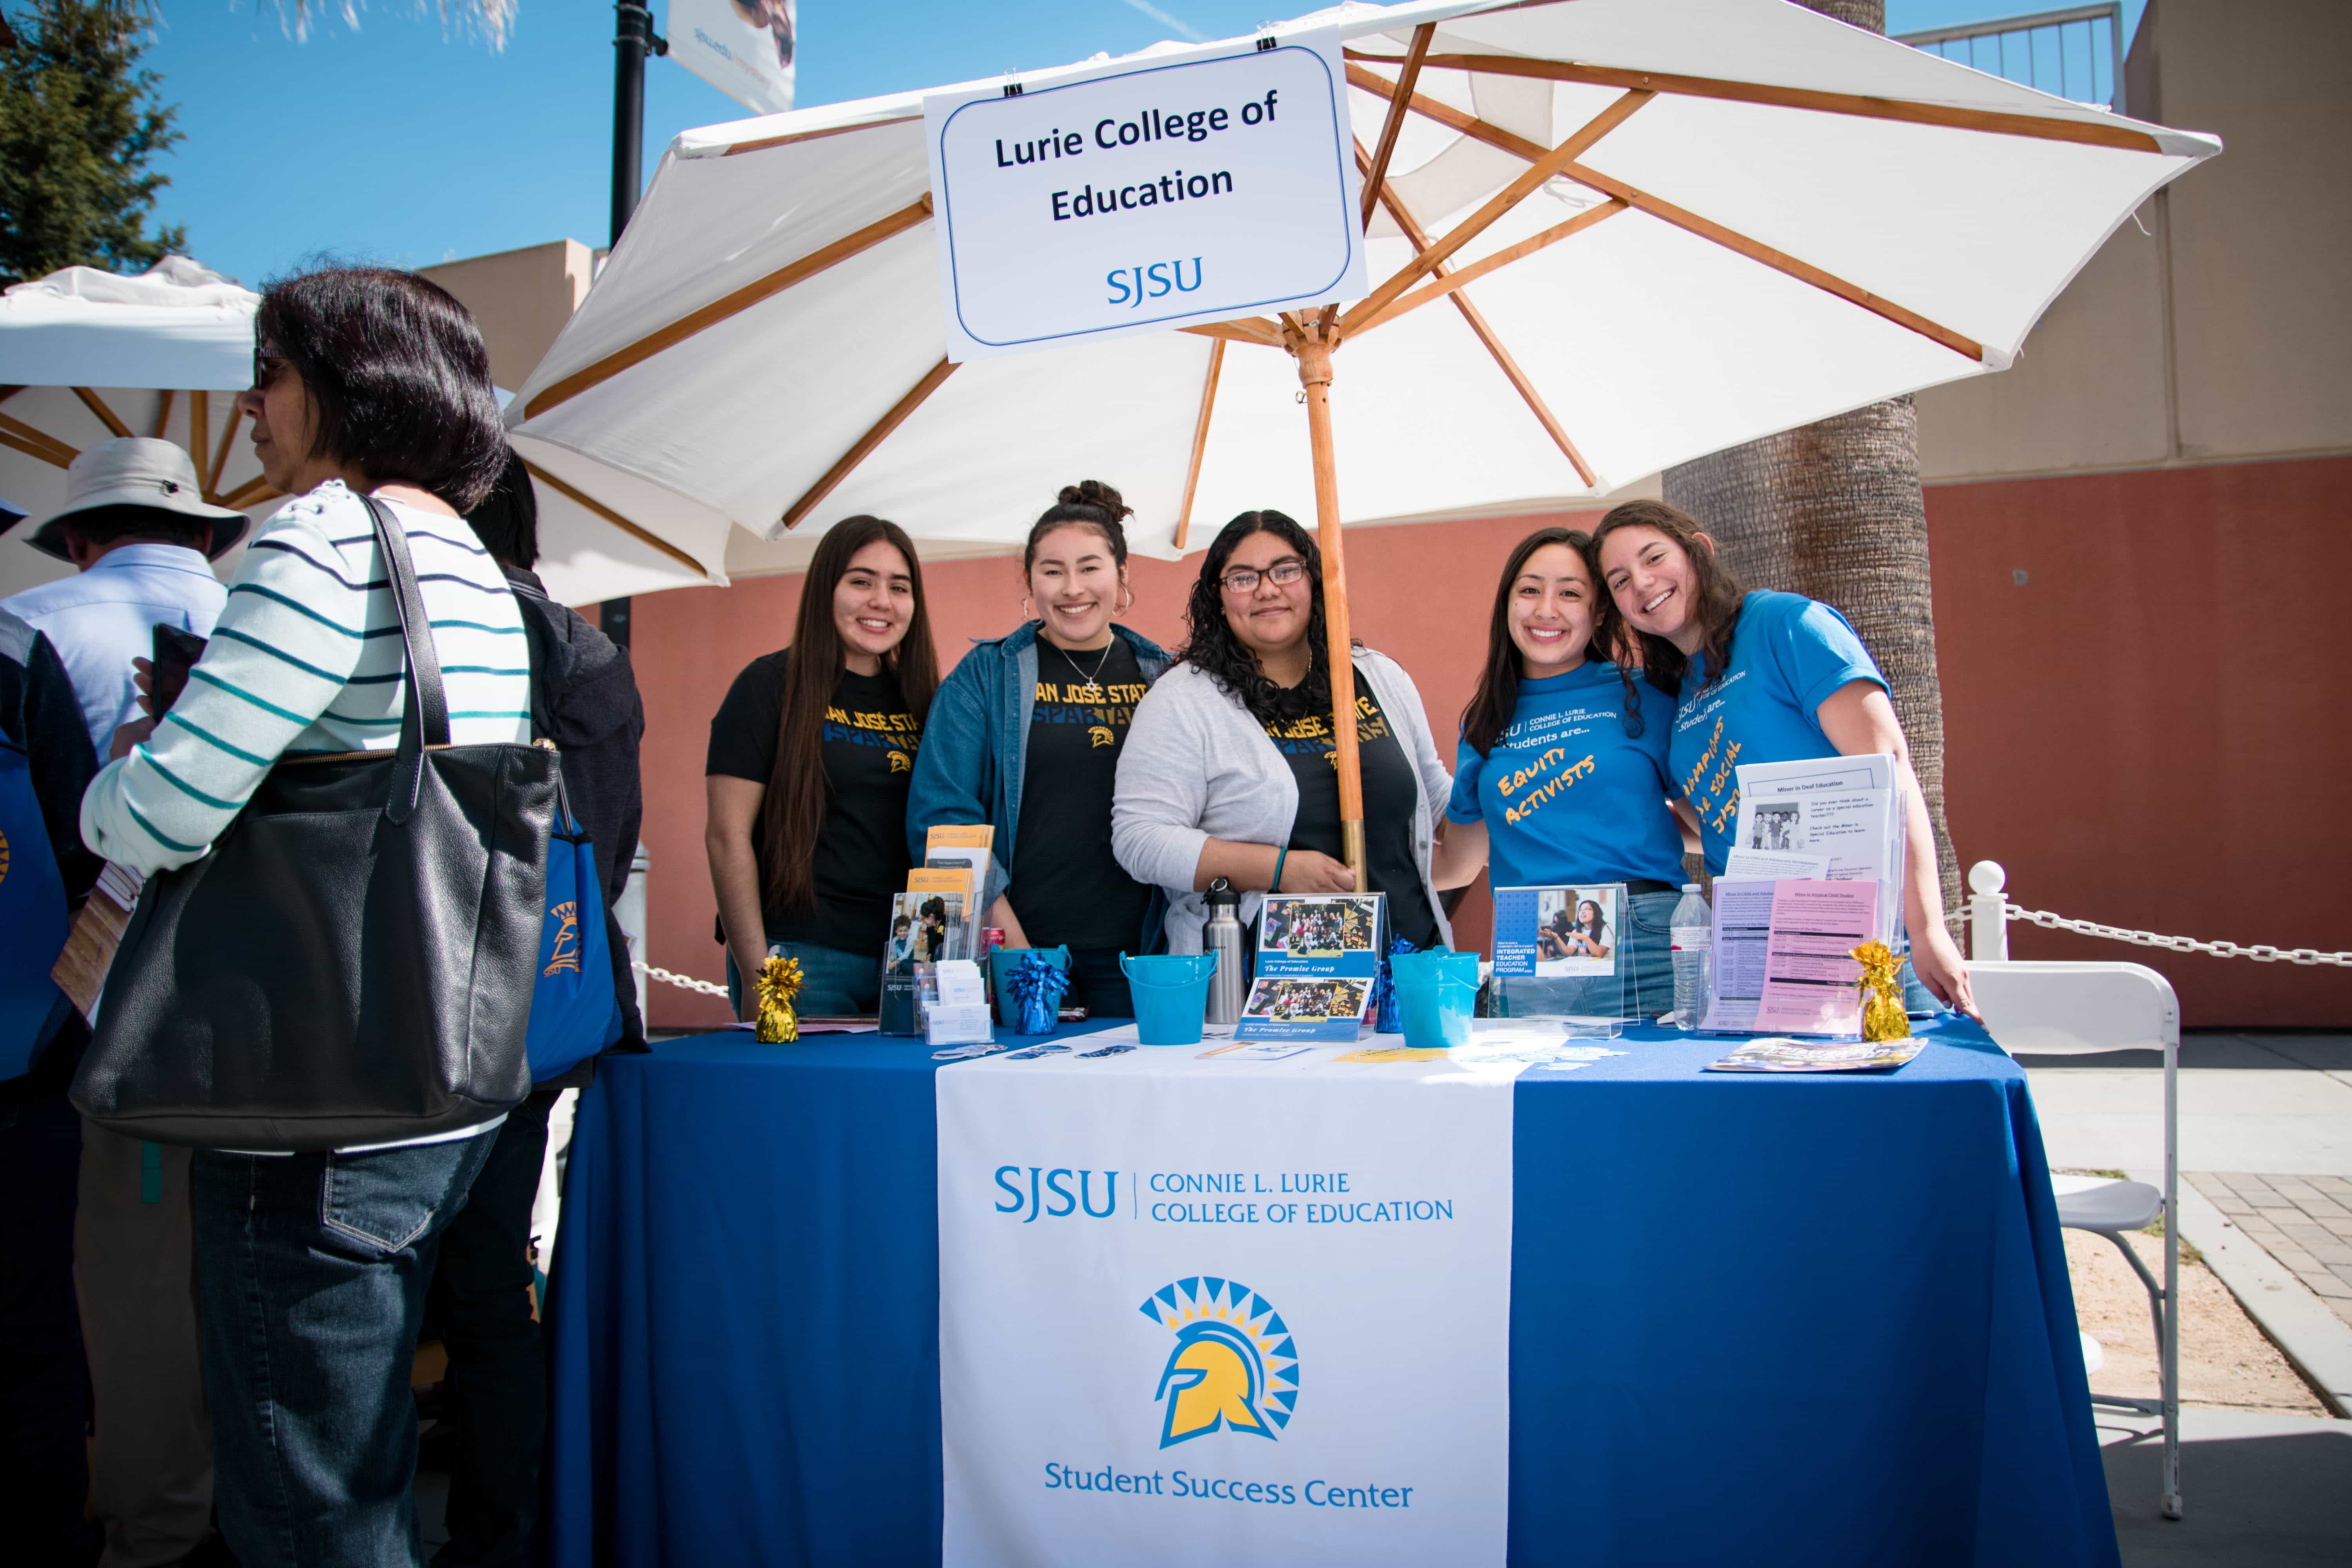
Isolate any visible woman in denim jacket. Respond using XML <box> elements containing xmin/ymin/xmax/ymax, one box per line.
<box><xmin>906</xmin><ymin>483</ymin><xmax>1169</xmax><ymax>1017</ymax></box>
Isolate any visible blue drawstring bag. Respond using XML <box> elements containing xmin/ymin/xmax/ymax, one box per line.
<box><xmin>0</xmin><ymin>741</ymin><xmax>68</xmax><ymax>1079</ymax></box>
<box><xmin>525</xmin><ymin>785</ymin><xmax>622</xmax><ymax>1081</ymax></box>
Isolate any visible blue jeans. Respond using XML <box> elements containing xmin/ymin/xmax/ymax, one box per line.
<box><xmin>193</xmin><ymin>1132</ymin><xmax>497</xmax><ymax>1568</ymax></box>
<box><xmin>726</xmin><ymin>940</ymin><xmax>881</xmax><ymax>1018</ymax></box>
<box><xmin>1493</xmin><ymin>889</ymin><xmax>1677</xmax><ymax>1022</ymax></box>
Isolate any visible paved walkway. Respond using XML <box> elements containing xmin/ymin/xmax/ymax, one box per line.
<box><xmin>2190</xmin><ymin>1172</ymin><xmax>2352</xmax><ymax>1329</ymax></box>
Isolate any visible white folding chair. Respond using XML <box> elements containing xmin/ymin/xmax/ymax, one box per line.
<box><xmin>1969</xmin><ymin>958</ymin><xmax>2182</xmax><ymax>1521</ymax></box>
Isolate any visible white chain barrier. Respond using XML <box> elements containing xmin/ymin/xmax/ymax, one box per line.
<box><xmin>1964</xmin><ymin>860</ymin><xmax>2352</xmax><ymax>968</ymax></box>
<box><xmin>632</xmin><ymin>960</ymin><xmax>732</xmax><ymax>999</ymax></box>
<box><xmin>1997</xmin><ymin>904</ymin><xmax>2352</xmax><ymax>967</ymax></box>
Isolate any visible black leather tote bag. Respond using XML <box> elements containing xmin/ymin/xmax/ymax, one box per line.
<box><xmin>73</xmin><ymin>495</ymin><xmax>555</xmax><ymax>1151</ymax></box>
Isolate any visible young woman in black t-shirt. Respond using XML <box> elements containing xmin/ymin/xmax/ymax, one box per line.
<box><xmin>706</xmin><ymin>515</ymin><xmax>938</xmax><ymax>1016</ymax></box>
<box><xmin>905</xmin><ymin>481</ymin><xmax>1172</xmax><ymax>1018</ymax></box>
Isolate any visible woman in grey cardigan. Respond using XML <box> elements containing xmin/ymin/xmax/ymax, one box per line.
<box><xmin>1112</xmin><ymin>510</ymin><xmax>1455</xmax><ymax>953</ymax></box>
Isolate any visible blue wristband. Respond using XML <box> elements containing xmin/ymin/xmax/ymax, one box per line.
<box><xmin>1272</xmin><ymin>847</ymin><xmax>1288</xmax><ymax>894</ymax></box>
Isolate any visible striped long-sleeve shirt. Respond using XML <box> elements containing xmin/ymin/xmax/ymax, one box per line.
<box><xmin>82</xmin><ymin>480</ymin><xmax>532</xmax><ymax>874</ymax></box>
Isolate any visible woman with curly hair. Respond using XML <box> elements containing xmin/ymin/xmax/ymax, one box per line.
<box><xmin>1112</xmin><ymin>510</ymin><xmax>1455</xmax><ymax>953</ymax></box>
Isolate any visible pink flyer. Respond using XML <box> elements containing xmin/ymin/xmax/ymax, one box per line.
<box><xmin>1754</xmin><ymin>880</ymin><xmax>1879</xmax><ymax>1035</ymax></box>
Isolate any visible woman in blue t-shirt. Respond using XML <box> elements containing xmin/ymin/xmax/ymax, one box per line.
<box><xmin>1590</xmin><ymin>500</ymin><xmax>1975</xmax><ymax>1017</ymax></box>
<box><xmin>1435</xmin><ymin>526</ymin><xmax>1688</xmax><ymax>1019</ymax></box>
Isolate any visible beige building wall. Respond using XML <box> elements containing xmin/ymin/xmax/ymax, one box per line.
<box><xmin>420</xmin><ymin>239</ymin><xmax>596</xmax><ymax>393</ymax></box>
<box><xmin>1916</xmin><ymin>0</ymin><xmax>2352</xmax><ymax>483</ymax></box>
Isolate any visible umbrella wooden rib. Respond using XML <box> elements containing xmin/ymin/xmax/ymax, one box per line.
<box><xmin>525</xmin><ymin>195</ymin><xmax>935</xmax><ymax>420</ymax></box>
<box><xmin>1345</xmin><ymin>62</ymin><xmax>1986</xmax><ymax>363</ymax></box>
<box><xmin>778</xmin><ymin>357</ymin><xmax>960</xmax><ymax>532</ymax></box>
<box><xmin>1339</xmin><ymin>198</ymin><xmax>1629</xmax><ymax>338</ymax></box>
<box><xmin>213</xmin><ymin>474</ymin><xmax>280</xmax><ymax>511</ymax></box>
<box><xmin>0</xmin><ymin>411</ymin><xmax>76</xmax><ymax>468</ymax></box>
<box><xmin>521</xmin><ymin>460</ymin><xmax>700</xmax><ymax>573</ymax></box>
<box><xmin>1346</xmin><ymin>88</ymin><xmax>1655</xmax><ymax>327</ymax></box>
<box><xmin>1355</xmin><ymin>139</ymin><xmax>1596</xmax><ymax>486</ymax></box>
<box><xmin>151</xmin><ymin>388</ymin><xmax>174</xmax><ymax>437</ymax></box>
<box><xmin>72</xmin><ymin>387</ymin><xmax>132</xmax><ymax>439</ymax></box>
<box><xmin>207</xmin><ymin>405</ymin><xmax>244</xmax><ymax>504</ymax></box>
<box><xmin>1344</xmin><ymin>49</ymin><xmax>2171</xmax><ymax>154</ymax></box>
<box><xmin>1172</xmin><ymin>338</ymin><xmax>1225</xmax><ymax>552</ymax></box>
<box><xmin>1179</xmin><ymin>319</ymin><xmax>1285</xmax><ymax>348</ymax></box>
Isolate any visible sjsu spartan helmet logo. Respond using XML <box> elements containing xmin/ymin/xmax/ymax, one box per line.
<box><xmin>887</xmin><ymin>750</ymin><xmax>912</xmax><ymax>774</ymax></box>
<box><xmin>544</xmin><ymin>901</ymin><xmax>581</xmax><ymax>976</ymax></box>
<box><xmin>1087</xmin><ymin>725</ymin><xmax>1116</xmax><ymax>748</ymax></box>
<box><xmin>1140</xmin><ymin>1278</ymin><xmax>1298</xmax><ymax>1448</ymax></box>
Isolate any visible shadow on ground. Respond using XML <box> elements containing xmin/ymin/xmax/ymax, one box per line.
<box><xmin>2102</xmin><ymin>1410</ymin><xmax>2352</xmax><ymax>1566</ymax></box>
<box><xmin>2018</xmin><ymin>1033</ymin><xmax>2352</xmax><ymax>1073</ymax></box>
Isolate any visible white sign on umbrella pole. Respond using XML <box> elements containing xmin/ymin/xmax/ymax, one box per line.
<box><xmin>668</xmin><ymin>0</ymin><xmax>795</xmax><ymax>117</ymax></box>
<box><xmin>924</xmin><ymin>29</ymin><xmax>1365</xmax><ymax>361</ymax></box>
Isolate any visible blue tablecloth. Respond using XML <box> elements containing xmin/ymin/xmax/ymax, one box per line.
<box><xmin>545</xmin><ymin>1017</ymin><xmax>2117</xmax><ymax>1566</ymax></box>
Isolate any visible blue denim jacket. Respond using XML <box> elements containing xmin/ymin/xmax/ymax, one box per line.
<box><xmin>906</xmin><ymin>620</ymin><xmax>1171</xmax><ymax>954</ymax></box>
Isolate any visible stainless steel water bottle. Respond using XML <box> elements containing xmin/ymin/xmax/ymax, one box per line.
<box><xmin>1203</xmin><ymin>877</ymin><xmax>1245</xmax><ymax>1027</ymax></box>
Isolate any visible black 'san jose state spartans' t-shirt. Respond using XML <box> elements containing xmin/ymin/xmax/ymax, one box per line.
<box><xmin>706</xmin><ymin>650</ymin><xmax>922</xmax><ymax>957</ymax></box>
<box><xmin>1011</xmin><ymin>637</ymin><xmax>1154</xmax><ymax>951</ymax></box>
<box><xmin>1263</xmin><ymin>668</ymin><xmax>1441</xmax><ymax>951</ymax></box>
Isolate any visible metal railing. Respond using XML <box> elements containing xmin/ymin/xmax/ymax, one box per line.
<box><xmin>1967</xmin><ymin>861</ymin><xmax>2352</xmax><ymax>967</ymax></box>
<box><xmin>1898</xmin><ymin>3</ymin><xmax>2127</xmax><ymax>114</ymax></box>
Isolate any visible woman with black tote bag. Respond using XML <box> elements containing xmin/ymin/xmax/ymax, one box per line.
<box><xmin>74</xmin><ymin>267</ymin><xmax>547</xmax><ymax>1566</ymax></box>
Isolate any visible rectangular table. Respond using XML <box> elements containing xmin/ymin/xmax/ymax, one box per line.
<box><xmin>544</xmin><ymin>1018</ymin><xmax>2118</xmax><ymax>1566</ymax></box>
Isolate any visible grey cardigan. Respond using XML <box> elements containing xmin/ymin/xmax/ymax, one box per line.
<box><xmin>1111</xmin><ymin>651</ymin><xmax>1455</xmax><ymax>953</ymax></box>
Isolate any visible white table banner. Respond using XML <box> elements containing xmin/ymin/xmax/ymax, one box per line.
<box><xmin>937</xmin><ymin>1042</ymin><xmax>1517</xmax><ymax>1567</ymax></box>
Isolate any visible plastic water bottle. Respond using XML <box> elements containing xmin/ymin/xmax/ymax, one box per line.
<box><xmin>1670</xmin><ymin>883</ymin><xmax>1713</xmax><ymax>1029</ymax></box>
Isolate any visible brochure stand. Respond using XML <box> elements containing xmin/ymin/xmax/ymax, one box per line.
<box><xmin>1488</xmin><ymin>882</ymin><xmax>1646</xmax><ymax>1022</ymax></box>
<box><xmin>1235</xmin><ymin>893</ymin><xmax>1387</xmax><ymax>1041</ymax></box>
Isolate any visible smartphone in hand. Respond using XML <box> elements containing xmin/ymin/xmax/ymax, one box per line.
<box><xmin>149</xmin><ymin>623</ymin><xmax>208</xmax><ymax>718</ymax></box>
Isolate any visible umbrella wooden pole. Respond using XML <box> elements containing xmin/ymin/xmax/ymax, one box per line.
<box><xmin>1292</xmin><ymin>336</ymin><xmax>1367</xmax><ymax>893</ymax></box>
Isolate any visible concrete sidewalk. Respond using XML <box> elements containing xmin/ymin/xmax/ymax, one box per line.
<box><xmin>2100</xmin><ymin>1406</ymin><xmax>2352</xmax><ymax>1566</ymax></box>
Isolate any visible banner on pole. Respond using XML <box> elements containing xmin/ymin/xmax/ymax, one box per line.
<box><xmin>923</xmin><ymin>27</ymin><xmax>1366</xmax><ymax>361</ymax></box>
<box><xmin>667</xmin><ymin>0</ymin><xmax>795</xmax><ymax>117</ymax></box>
<box><xmin>936</xmin><ymin>1049</ymin><xmax>1515</xmax><ymax>1566</ymax></box>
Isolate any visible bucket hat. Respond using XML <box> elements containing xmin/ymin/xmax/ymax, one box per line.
<box><xmin>7</xmin><ymin>437</ymin><xmax>252</xmax><ymax>562</ymax></box>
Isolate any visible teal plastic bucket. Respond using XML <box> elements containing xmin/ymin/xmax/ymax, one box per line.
<box><xmin>1390</xmin><ymin>949</ymin><xmax>1479</xmax><ymax>1050</ymax></box>
<box><xmin>990</xmin><ymin>945</ymin><xmax>1069</xmax><ymax>1024</ymax></box>
<box><xmin>1120</xmin><ymin>953</ymin><xmax>1217</xmax><ymax>1045</ymax></box>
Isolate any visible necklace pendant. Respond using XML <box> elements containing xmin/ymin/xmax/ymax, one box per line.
<box><xmin>1078</xmin><ymin>681</ymin><xmax>1103</xmax><ymax>701</ymax></box>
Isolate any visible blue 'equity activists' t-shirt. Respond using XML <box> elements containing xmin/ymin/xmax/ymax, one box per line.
<box><xmin>1448</xmin><ymin>660</ymin><xmax>1685</xmax><ymax>891</ymax></box>
<box><xmin>1670</xmin><ymin>590</ymin><xmax>1886</xmax><ymax>873</ymax></box>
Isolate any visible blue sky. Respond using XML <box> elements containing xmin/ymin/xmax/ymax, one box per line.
<box><xmin>118</xmin><ymin>0</ymin><xmax>2144</xmax><ymax>288</ymax></box>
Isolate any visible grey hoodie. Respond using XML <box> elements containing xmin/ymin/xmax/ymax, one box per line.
<box><xmin>1111</xmin><ymin>650</ymin><xmax>1454</xmax><ymax>953</ymax></box>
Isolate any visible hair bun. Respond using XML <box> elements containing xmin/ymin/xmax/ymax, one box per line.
<box><xmin>1061</xmin><ymin>479</ymin><xmax>1132</xmax><ymax>523</ymax></box>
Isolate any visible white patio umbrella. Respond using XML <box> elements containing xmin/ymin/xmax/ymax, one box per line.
<box><xmin>0</xmin><ymin>258</ymin><xmax>721</xmax><ymax>607</ymax></box>
<box><xmin>506</xmin><ymin>0</ymin><xmax>2218</xmax><ymax>873</ymax></box>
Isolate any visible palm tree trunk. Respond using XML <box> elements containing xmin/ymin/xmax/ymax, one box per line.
<box><xmin>1662</xmin><ymin>0</ymin><xmax>1962</xmax><ymax>923</ymax></box>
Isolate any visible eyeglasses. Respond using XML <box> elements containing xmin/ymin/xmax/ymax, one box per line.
<box><xmin>252</xmin><ymin>349</ymin><xmax>288</xmax><ymax>388</ymax></box>
<box><xmin>1219</xmin><ymin>558</ymin><xmax>1307</xmax><ymax>595</ymax></box>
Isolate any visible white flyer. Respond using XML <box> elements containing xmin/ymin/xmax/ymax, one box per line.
<box><xmin>937</xmin><ymin>1047</ymin><xmax>1515</xmax><ymax>1566</ymax></box>
<box><xmin>1732</xmin><ymin>753</ymin><xmax>1906</xmax><ymax>943</ymax></box>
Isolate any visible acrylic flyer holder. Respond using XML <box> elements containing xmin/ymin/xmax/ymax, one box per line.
<box><xmin>1488</xmin><ymin>882</ymin><xmax>1649</xmax><ymax>1023</ymax></box>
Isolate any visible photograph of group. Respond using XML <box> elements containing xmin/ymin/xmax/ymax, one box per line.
<box><xmin>1258</xmin><ymin>894</ymin><xmax>1380</xmax><ymax>958</ymax></box>
<box><xmin>1240</xmin><ymin>976</ymin><xmax>1373</xmax><ymax>1027</ymax></box>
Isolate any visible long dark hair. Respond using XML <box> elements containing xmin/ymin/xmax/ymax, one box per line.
<box><xmin>1461</xmin><ymin>525</ymin><xmax>1592</xmax><ymax>757</ymax></box>
<box><xmin>1179</xmin><ymin>510</ymin><xmax>1338</xmax><ymax>726</ymax></box>
<box><xmin>1590</xmin><ymin>499</ymin><xmax>1746</xmax><ymax>715</ymax></box>
<box><xmin>760</xmin><ymin>516</ymin><xmax>939</xmax><ymax>913</ymax></box>
<box><xmin>1024</xmin><ymin>479</ymin><xmax>1132</xmax><ymax>575</ymax></box>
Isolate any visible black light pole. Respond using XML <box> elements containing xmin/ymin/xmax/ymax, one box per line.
<box><xmin>600</xmin><ymin>1</ymin><xmax>664</xmax><ymax>649</ymax></box>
